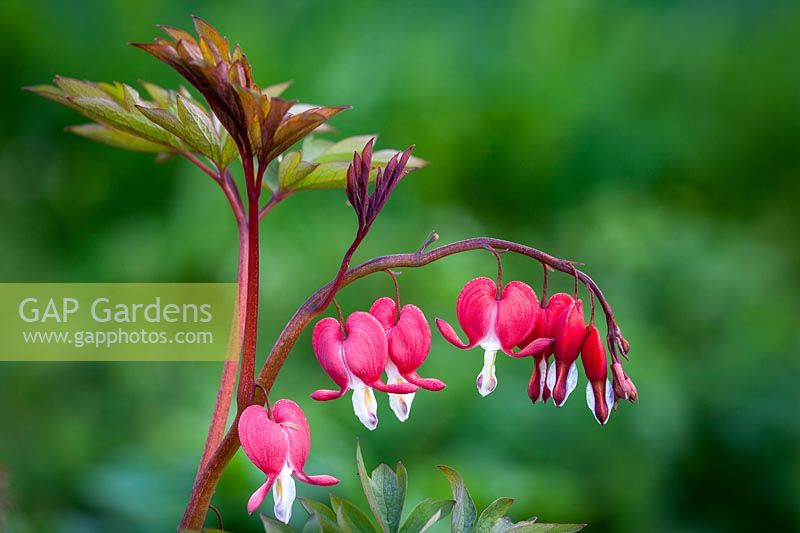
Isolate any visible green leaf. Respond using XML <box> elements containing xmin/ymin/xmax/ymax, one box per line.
<box><xmin>300</xmin><ymin>498</ymin><xmax>340</xmax><ymax>533</ymax></box>
<box><xmin>53</xmin><ymin>76</ymin><xmax>107</xmax><ymax>99</ymax></box>
<box><xmin>399</xmin><ymin>499</ymin><xmax>454</xmax><ymax>533</ymax></box>
<box><xmin>303</xmin><ymin>512</ymin><xmax>325</xmax><ymax>533</ymax></box>
<box><xmin>331</xmin><ymin>495</ymin><xmax>377</xmax><ymax>533</ymax></box>
<box><xmin>370</xmin><ymin>463</ymin><xmax>405</xmax><ymax>533</ymax></box>
<box><xmin>507</xmin><ymin>524</ymin><xmax>585</xmax><ymax>533</ymax></box>
<box><xmin>313</xmin><ymin>135</ymin><xmax>376</xmax><ymax>162</ymax></box>
<box><xmin>219</xmin><ymin>132</ymin><xmax>239</xmax><ymax>169</ymax></box>
<box><xmin>278</xmin><ymin>150</ymin><xmax>319</xmax><ymax>191</ymax></box>
<box><xmin>23</xmin><ymin>84</ymin><xmax>71</xmax><ymax>107</ymax></box>
<box><xmin>396</xmin><ymin>463</ymin><xmax>408</xmax><ymax>516</ymax></box>
<box><xmin>356</xmin><ymin>441</ymin><xmax>387</xmax><ymax>532</ymax></box>
<box><xmin>66</xmin><ymin>123</ymin><xmax>166</xmax><ymax>153</ymax></box>
<box><xmin>140</xmin><ymin>81</ymin><xmax>172</xmax><ymax>107</ymax></box>
<box><xmin>71</xmin><ymin>97</ymin><xmax>178</xmax><ymax>147</ymax></box>
<box><xmin>301</xmin><ymin>136</ymin><xmax>334</xmax><ymax>162</ymax></box>
<box><xmin>285</xmin><ymin>160</ymin><xmax>351</xmax><ymax>190</ymax></box>
<box><xmin>475</xmin><ymin>498</ymin><xmax>515</xmax><ymax>533</ymax></box>
<box><xmin>262</xmin><ymin>513</ymin><xmax>295</xmax><ymax>533</ymax></box>
<box><xmin>176</xmin><ymin>95</ymin><xmax>217</xmax><ymax>158</ymax></box>
<box><xmin>437</xmin><ymin>465</ymin><xmax>477</xmax><ymax>533</ymax></box>
<box><xmin>132</xmin><ymin>104</ymin><xmax>188</xmax><ymax>147</ymax></box>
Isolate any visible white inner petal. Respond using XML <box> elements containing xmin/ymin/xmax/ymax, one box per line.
<box><xmin>564</xmin><ymin>361</ymin><xmax>579</xmax><ymax>401</ymax></box>
<box><xmin>273</xmin><ymin>463</ymin><xmax>296</xmax><ymax>524</ymax></box>
<box><xmin>479</xmin><ymin>306</ymin><xmax>502</xmax><ymax>351</ymax></box>
<box><xmin>386</xmin><ymin>361</ymin><xmax>415</xmax><ymax>422</ymax></box>
<box><xmin>546</xmin><ymin>360</ymin><xmax>556</xmax><ymax>391</ymax></box>
<box><xmin>351</xmin><ymin>378</ymin><xmax>379</xmax><ymax>430</ymax></box>
<box><xmin>537</xmin><ymin>357</ymin><xmax>548</xmax><ymax>401</ymax></box>
<box><xmin>604</xmin><ymin>378</ymin><xmax>615</xmax><ymax>421</ymax></box>
<box><xmin>477</xmin><ymin>350</ymin><xmax>498</xmax><ymax>397</ymax></box>
<box><xmin>585</xmin><ymin>381</ymin><xmax>598</xmax><ymax>422</ymax></box>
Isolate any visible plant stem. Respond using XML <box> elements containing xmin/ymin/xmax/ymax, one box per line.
<box><xmin>195</xmin><ymin>223</ymin><xmax>248</xmax><ymax>473</ymax></box>
<box><xmin>178</xmin><ymin>235</ymin><xmax>626</xmax><ymax>530</ymax></box>
<box><xmin>238</xmin><ymin>154</ymin><xmax>260</xmax><ymax>409</ymax></box>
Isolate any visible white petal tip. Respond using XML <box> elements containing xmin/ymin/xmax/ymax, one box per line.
<box><xmin>477</xmin><ymin>352</ymin><xmax>498</xmax><ymax>396</ymax></box>
<box><xmin>389</xmin><ymin>392</ymin><xmax>415</xmax><ymax>422</ymax></box>
<box><xmin>476</xmin><ymin>375</ymin><xmax>497</xmax><ymax>397</ymax></box>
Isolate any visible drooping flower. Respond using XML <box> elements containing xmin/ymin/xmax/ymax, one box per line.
<box><xmin>546</xmin><ymin>298</ymin><xmax>586</xmax><ymax>407</ymax></box>
<box><xmin>369</xmin><ymin>296</ymin><xmax>446</xmax><ymax>421</ymax></box>
<box><xmin>311</xmin><ymin>311</ymin><xmax>417</xmax><ymax>429</ymax></box>
<box><xmin>436</xmin><ymin>277</ymin><xmax>550</xmax><ymax>397</ymax></box>
<box><xmin>238</xmin><ymin>400</ymin><xmax>338</xmax><ymax>523</ymax></box>
<box><xmin>580</xmin><ymin>324</ymin><xmax>615</xmax><ymax>424</ymax></box>
<box><xmin>517</xmin><ymin>292</ymin><xmax>574</xmax><ymax>403</ymax></box>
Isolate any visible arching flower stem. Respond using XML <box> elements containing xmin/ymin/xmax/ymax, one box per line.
<box><xmin>178</xmin><ymin>234</ymin><xmax>631</xmax><ymax>530</ymax></box>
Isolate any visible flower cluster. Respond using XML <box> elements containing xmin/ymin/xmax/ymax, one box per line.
<box><xmin>311</xmin><ymin>295</ymin><xmax>446</xmax><ymax>429</ymax></box>
<box><xmin>238</xmin><ymin>400</ymin><xmax>338</xmax><ymax>522</ymax></box>
<box><xmin>437</xmin><ymin>273</ymin><xmax>636</xmax><ymax>424</ymax></box>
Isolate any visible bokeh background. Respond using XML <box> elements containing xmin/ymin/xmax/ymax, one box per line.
<box><xmin>1</xmin><ymin>0</ymin><xmax>799</xmax><ymax>531</ymax></box>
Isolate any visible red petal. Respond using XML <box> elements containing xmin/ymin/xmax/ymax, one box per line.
<box><xmin>369</xmin><ymin>297</ymin><xmax>397</xmax><ymax>331</ymax></box>
<box><xmin>495</xmin><ymin>281</ymin><xmax>538</xmax><ymax>350</ymax></box>
<box><xmin>247</xmin><ymin>478</ymin><xmax>275</xmax><ymax>514</ymax></box>
<box><xmin>508</xmin><ymin>337</ymin><xmax>553</xmax><ymax>358</ymax></box>
<box><xmin>342</xmin><ymin>312</ymin><xmax>389</xmax><ymax>384</ymax></box>
<box><xmin>455</xmin><ymin>277</ymin><xmax>498</xmax><ymax>345</ymax></box>
<box><xmin>238</xmin><ymin>405</ymin><xmax>289</xmax><ymax>476</ymax></box>
<box><xmin>312</xmin><ymin>317</ymin><xmax>350</xmax><ymax>390</ymax></box>
<box><xmin>517</xmin><ymin>293</ymin><xmax>572</xmax><ymax>353</ymax></box>
<box><xmin>403</xmin><ymin>370</ymin><xmax>446</xmax><ymax>391</ymax></box>
<box><xmin>388</xmin><ymin>304</ymin><xmax>432</xmax><ymax>373</ymax></box>
<box><xmin>551</xmin><ymin>359</ymin><xmax>577</xmax><ymax>407</ymax></box>
<box><xmin>580</xmin><ymin>325</ymin><xmax>608</xmax><ymax>382</ymax></box>
<box><xmin>273</xmin><ymin>399</ymin><xmax>310</xmax><ymax>474</ymax></box>
<box><xmin>527</xmin><ymin>355</ymin><xmax>547</xmax><ymax>403</ymax></box>
<box><xmin>294</xmin><ymin>471</ymin><xmax>339</xmax><ymax>486</ymax></box>
<box><xmin>588</xmin><ymin>380</ymin><xmax>611</xmax><ymax>424</ymax></box>
<box><xmin>435</xmin><ymin>318</ymin><xmax>472</xmax><ymax>348</ymax></box>
<box><xmin>518</xmin><ymin>306</ymin><xmax>548</xmax><ymax>349</ymax></box>
<box><xmin>553</xmin><ymin>299</ymin><xmax>585</xmax><ymax>364</ymax></box>
<box><xmin>310</xmin><ymin>388</ymin><xmax>347</xmax><ymax>401</ymax></box>
<box><xmin>544</xmin><ymin>293</ymin><xmax>574</xmax><ymax>337</ymax></box>
<box><xmin>371</xmin><ymin>378</ymin><xmax>418</xmax><ymax>394</ymax></box>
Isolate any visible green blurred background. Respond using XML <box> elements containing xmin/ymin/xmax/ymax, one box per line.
<box><xmin>1</xmin><ymin>0</ymin><xmax>799</xmax><ymax>531</ymax></box>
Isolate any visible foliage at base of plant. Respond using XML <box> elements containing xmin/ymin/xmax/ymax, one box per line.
<box><xmin>257</xmin><ymin>442</ymin><xmax>585</xmax><ymax>533</ymax></box>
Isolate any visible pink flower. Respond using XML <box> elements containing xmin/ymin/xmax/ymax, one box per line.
<box><xmin>311</xmin><ymin>311</ymin><xmax>417</xmax><ymax>429</ymax></box>
<box><xmin>547</xmin><ymin>298</ymin><xmax>586</xmax><ymax>407</ymax></box>
<box><xmin>518</xmin><ymin>292</ymin><xmax>574</xmax><ymax>403</ymax></box>
<box><xmin>369</xmin><ymin>297</ymin><xmax>446</xmax><ymax>421</ymax></box>
<box><xmin>238</xmin><ymin>400</ymin><xmax>338</xmax><ymax>523</ymax></box>
<box><xmin>436</xmin><ymin>277</ymin><xmax>548</xmax><ymax>396</ymax></box>
<box><xmin>581</xmin><ymin>324</ymin><xmax>615</xmax><ymax>424</ymax></box>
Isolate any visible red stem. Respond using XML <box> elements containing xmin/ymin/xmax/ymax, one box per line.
<box><xmin>195</xmin><ymin>223</ymin><xmax>247</xmax><ymax>473</ymax></box>
<box><xmin>238</xmin><ymin>154</ymin><xmax>260</xmax><ymax>408</ymax></box>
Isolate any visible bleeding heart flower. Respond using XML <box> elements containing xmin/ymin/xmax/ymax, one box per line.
<box><xmin>581</xmin><ymin>324</ymin><xmax>615</xmax><ymax>424</ymax></box>
<box><xmin>369</xmin><ymin>296</ymin><xmax>446</xmax><ymax>421</ymax></box>
<box><xmin>518</xmin><ymin>292</ymin><xmax>574</xmax><ymax>403</ymax></box>
<box><xmin>546</xmin><ymin>298</ymin><xmax>586</xmax><ymax>407</ymax></box>
<box><xmin>435</xmin><ymin>277</ymin><xmax>544</xmax><ymax>397</ymax></box>
<box><xmin>311</xmin><ymin>311</ymin><xmax>417</xmax><ymax>429</ymax></box>
<box><xmin>238</xmin><ymin>400</ymin><xmax>338</xmax><ymax>523</ymax></box>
